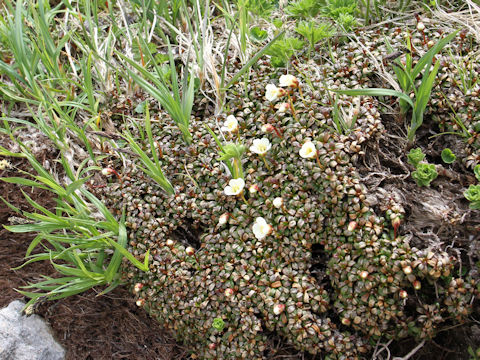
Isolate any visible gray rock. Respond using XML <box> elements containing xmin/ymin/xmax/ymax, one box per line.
<box><xmin>0</xmin><ymin>300</ymin><xmax>65</xmax><ymax>360</ymax></box>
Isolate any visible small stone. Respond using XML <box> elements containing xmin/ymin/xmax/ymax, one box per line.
<box><xmin>0</xmin><ymin>300</ymin><xmax>65</xmax><ymax>360</ymax></box>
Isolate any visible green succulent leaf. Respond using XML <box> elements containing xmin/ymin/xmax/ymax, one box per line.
<box><xmin>474</xmin><ymin>164</ymin><xmax>480</xmax><ymax>182</ymax></box>
<box><xmin>411</xmin><ymin>163</ymin><xmax>438</xmax><ymax>187</ymax></box>
<box><xmin>212</xmin><ymin>317</ymin><xmax>225</xmax><ymax>331</ymax></box>
<box><xmin>441</xmin><ymin>148</ymin><xmax>456</xmax><ymax>164</ymax></box>
<box><xmin>407</xmin><ymin>148</ymin><xmax>426</xmax><ymax>168</ymax></box>
<box><xmin>464</xmin><ymin>184</ymin><xmax>480</xmax><ymax>210</ymax></box>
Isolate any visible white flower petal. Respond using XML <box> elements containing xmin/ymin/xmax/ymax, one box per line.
<box><xmin>299</xmin><ymin>141</ymin><xmax>316</xmax><ymax>159</ymax></box>
<box><xmin>222</xmin><ymin>115</ymin><xmax>238</xmax><ymax>132</ymax></box>
<box><xmin>250</xmin><ymin>137</ymin><xmax>271</xmax><ymax>155</ymax></box>
<box><xmin>224</xmin><ymin>178</ymin><xmax>245</xmax><ymax>196</ymax></box>
<box><xmin>279</xmin><ymin>74</ymin><xmax>299</xmax><ymax>88</ymax></box>
<box><xmin>252</xmin><ymin>217</ymin><xmax>272</xmax><ymax>240</ymax></box>
<box><xmin>265</xmin><ymin>84</ymin><xmax>284</xmax><ymax>102</ymax></box>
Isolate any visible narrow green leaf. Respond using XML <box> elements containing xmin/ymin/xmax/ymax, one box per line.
<box><xmin>0</xmin><ymin>177</ymin><xmax>48</xmax><ymax>190</ymax></box>
<box><xmin>105</xmin><ymin>236</ymin><xmax>149</xmax><ymax>272</ymax></box>
<box><xmin>332</xmin><ymin>88</ymin><xmax>415</xmax><ymax>109</ymax></box>
<box><xmin>104</xmin><ymin>217</ymin><xmax>127</xmax><ymax>282</ymax></box>
<box><xmin>226</xmin><ymin>30</ymin><xmax>285</xmax><ymax>89</ymax></box>
<box><xmin>411</xmin><ymin>31</ymin><xmax>458</xmax><ymax>81</ymax></box>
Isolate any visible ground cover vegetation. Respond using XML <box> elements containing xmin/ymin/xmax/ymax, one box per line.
<box><xmin>0</xmin><ymin>0</ymin><xmax>479</xmax><ymax>359</ymax></box>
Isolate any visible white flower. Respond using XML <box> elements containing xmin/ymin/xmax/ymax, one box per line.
<box><xmin>279</xmin><ymin>74</ymin><xmax>299</xmax><ymax>88</ymax></box>
<box><xmin>273</xmin><ymin>197</ymin><xmax>283</xmax><ymax>209</ymax></box>
<box><xmin>221</xmin><ymin>115</ymin><xmax>238</xmax><ymax>133</ymax></box>
<box><xmin>250</xmin><ymin>138</ymin><xmax>271</xmax><ymax>155</ymax></box>
<box><xmin>299</xmin><ymin>141</ymin><xmax>317</xmax><ymax>159</ymax></box>
<box><xmin>224</xmin><ymin>178</ymin><xmax>245</xmax><ymax>196</ymax></box>
<box><xmin>265</xmin><ymin>84</ymin><xmax>285</xmax><ymax>102</ymax></box>
<box><xmin>252</xmin><ymin>217</ymin><xmax>273</xmax><ymax>240</ymax></box>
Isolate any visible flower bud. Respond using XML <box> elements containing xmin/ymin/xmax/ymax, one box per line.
<box><xmin>101</xmin><ymin>168</ymin><xmax>115</xmax><ymax>176</ymax></box>
<box><xmin>402</xmin><ymin>265</ymin><xmax>412</xmax><ymax>275</ymax></box>
<box><xmin>249</xmin><ymin>184</ymin><xmax>260</xmax><ymax>194</ymax></box>
<box><xmin>417</xmin><ymin>22</ymin><xmax>425</xmax><ymax>31</ymax></box>
<box><xmin>261</xmin><ymin>123</ymin><xmax>275</xmax><ymax>133</ymax></box>
<box><xmin>279</xmin><ymin>74</ymin><xmax>299</xmax><ymax>88</ymax></box>
<box><xmin>276</xmin><ymin>102</ymin><xmax>290</xmax><ymax>113</ymax></box>
<box><xmin>399</xmin><ymin>290</ymin><xmax>408</xmax><ymax>299</ymax></box>
<box><xmin>413</xmin><ymin>280</ymin><xmax>421</xmax><ymax>290</ymax></box>
<box><xmin>134</xmin><ymin>283</ymin><xmax>144</xmax><ymax>293</ymax></box>
<box><xmin>136</xmin><ymin>298</ymin><xmax>145</xmax><ymax>306</ymax></box>
<box><xmin>218</xmin><ymin>213</ymin><xmax>229</xmax><ymax>226</ymax></box>
<box><xmin>391</xmin><ymin>216</ymin><xmax>402</xmax><ymax>228</ymax></box>
<box><xmin>224</xmin><ymin>288</ymin><xmax>234</xmax><ymax>297</ymax></box>
<box><xmin>347</xmin><ymin>221</ymin><xmax>357</xmax><ymax>232</ymax></box>
<box><xmin>273</xmin><ymin>304</ymin><xmax>285</xmax><ymax>315</ymax></box>
<box><xmin>208</xmin><ymin>343</ymin><xmax>217</xmax><ymax>350</ymax></box>
<box><xmin>273</xmin><ymin>197</ymin><xmax>283</xmax><ymax>209</ymax></box>
<box><xmin>166</xmin><ymin>239</ymin><xmax>175</xmax><ymax>247</ymax></box>
<box><xmin>185</xmin><ymin>246</ymin><xmax>195</xmax><ymax>256</ymax></box>
<box><xmin>359</xmin><ymin>270</ymin><xmax>369</xmax><ymax>279</ymax></box>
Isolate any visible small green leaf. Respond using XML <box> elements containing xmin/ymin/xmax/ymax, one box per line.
<box><xmin>250</xmin><ymin>27</ymin><xmax>268</xmax><ymax>42</ymax></box>
<box><xmin>272</xmin><ymin>19</ymin><xmax>283</xmax><ymax>29</ymax></box>
<box><xmin>219</xmin><ymin>143</ymin><xmax>246</xmax><ymax>161</ymax></box>
<box><xmin>135</xmin><ymin>101</ymin><xmax>146</xmax><ymax>114</ymax></box>
<box><xmin>412</xmin><ymin>163</ymin><xmax>438</xmax><ymax>187</ymax></box>
<box><xmin>286</xmin><ymin>0</ymin><xmax>321</xmax><ymax>18</ymax></box>
<box><xmin>407</xmin><ymin>148</ymin><xmax>425</xmax><ymax>167</ymax></box>
<box><xmin>441</xmin><ymin>148</ymin><xmax>456</xmax><ymax>164</ymax></box>
<box><xmin>464</xmin><ymin>184</ymin><xmax>480</xmax><ymax>210</ymax></box>
<box><xmin>474</xmin><ymin>164</ymin><xmax>480</xmax><ymax>182</ymax></box>
<box><xmin>212</xmin><ymin>317</ymin><xmax>225</xmax><ymax>331</ymax></box>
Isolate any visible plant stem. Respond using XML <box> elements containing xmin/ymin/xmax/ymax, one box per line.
<box><xmin>239</xmin><ymin>191</ymin><xmax>249</xmax><ymax>206</ymax></box>
<box><xmin>286</xmin><ymin>92</ymin><xmax>299</xmax><ymax>122</ymax></box>
<box><xmin>262</xmin><ymin>155</ymin><xmax>271</xmax><ymax>171</ymax></box>
<box><xmin>315</xmin><ymin>151</ymin><xmax>324</xmax><ymax>170</ymax></box>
